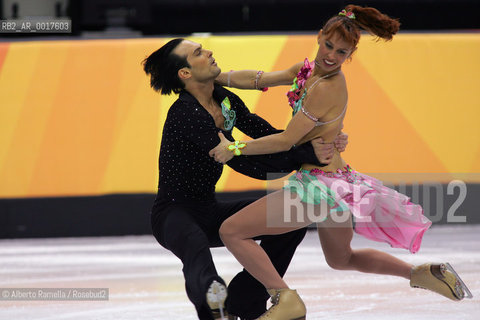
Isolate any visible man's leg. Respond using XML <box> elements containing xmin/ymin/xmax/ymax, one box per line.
<box><xmin>151</xmin><ymin>201</ymin><xmax>225</xmax><ymax>320</ymax></box>
<box><xmin>212</xmin><ymin>200</ymin><xmax>307</xmax><ymax>320</ymax></box>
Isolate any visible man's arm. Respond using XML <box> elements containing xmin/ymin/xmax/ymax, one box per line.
<box><xmin>171</xmin><ymin>98</ymin><xmax>324</xmax><ymax>180</ymax></box>
<box><xmin>227</xmin><ymin>141</ymin><xmax>323</xmax><ymax>180</ymax></box>
<box><xmin>225</xmin><ymin>90</ymin><xmax>328</xmax><ymax>174</ymax></box>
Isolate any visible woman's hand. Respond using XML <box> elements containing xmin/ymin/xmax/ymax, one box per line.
<box><xmin>209</xmin><ymin>132</ymin><xmax>235</xmax><ymax>164</ymax></box>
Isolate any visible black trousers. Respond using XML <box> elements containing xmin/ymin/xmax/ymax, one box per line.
<box><xmin>151</xmin><ymin>196</ymin><xmax>307</xmax><ymax>320</ymax></box>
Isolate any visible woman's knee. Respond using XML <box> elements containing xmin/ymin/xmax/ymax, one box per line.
<box><xmin>219</xmin><ymin>219</ymin><xmax>240</xmax><ymax>242</ymax></box>
<box><xmin>324</xmin><ymin>250</ymin><xmax>353</xmax><ymax>270</ymax></box>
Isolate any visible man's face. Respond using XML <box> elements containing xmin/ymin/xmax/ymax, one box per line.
<box><xmin>173</xmin><ymin>40</ymin><xmax>221</xmax><ymax>82</ymax></box>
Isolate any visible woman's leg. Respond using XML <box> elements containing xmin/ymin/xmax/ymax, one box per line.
<box><xmin>219</xmin><ymin>189</ymin><xmax>313</xmax><ymax>290</ymax></box>
<box><xmin>213</xmin><ymin>199</ymin><xmax>308</xmax><ymax>319</ymax></box>
<box><xmin>317</xmin><ymin>211</ymin><xmax>471</xmax><ymax>300</ymax></box>
<box><xmin>317</xmin><ymin>211</ymin><xmax>413</xmax><ymax>279</ymax></box>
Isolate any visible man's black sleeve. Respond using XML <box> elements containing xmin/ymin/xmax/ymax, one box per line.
<box><xmin>225</xmin><ymin>90</ymin><xmax>324</xmax><ymax>180</ymax></box>
<box><xmin>227</xmin><ymin>142</ymin><xmax>323</xmax><ymax>180</ymax></box>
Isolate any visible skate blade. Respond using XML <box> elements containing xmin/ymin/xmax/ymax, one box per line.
<box><xmin>211</xmin><ymin>308</ymin><xmax>226</xmax><ymax>320</ymax></box>
<box><xmin>207</xmin><ymin>280</ymin><xmax>227</xmax><ymax>319</ymax></box>
<box><xmin>219</xmin><ymin>308</ymin><xmax>225</xmax><ymax>320</ymax></box>
<box><xmin>445</xmin><ymin>263</ymin><xmax>473</xmax><ymax>299</ymax></box>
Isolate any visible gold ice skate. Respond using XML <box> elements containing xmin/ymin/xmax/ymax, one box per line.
<box><xmin>410</xmin><ymin>263</ymin><xmax>473</xmax><ymax>301</ymax></box>
<box><xmin>256</xmin><ymin>288</ymin><xmax>306</xmax><ymax>320</ymax></box>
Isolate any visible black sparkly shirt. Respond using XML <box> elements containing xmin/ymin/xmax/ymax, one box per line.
<box><xmin>157</xmin><ymin>85</ymin><xmax>323</xmax><ymax>203</ymax></box>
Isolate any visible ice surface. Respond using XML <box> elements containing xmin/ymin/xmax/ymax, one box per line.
<box><xmin>0</xmin><ymin>225</ymin><xmax>478</xmax><ymax>319</ymax></box>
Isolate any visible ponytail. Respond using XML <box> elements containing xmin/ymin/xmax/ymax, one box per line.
<box><xmin>322</xmin><ymin>5</ymin><xmax>400</xmax><ymax>49</ymax></box>
<box><xmin>345</xmin><ymin>4</ymin><xmax>400</xmax><ymax>41</ymax></box>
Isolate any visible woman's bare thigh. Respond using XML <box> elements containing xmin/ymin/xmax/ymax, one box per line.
<box><xmin>221</xmin><ymin>189</ymin><xmax>328</xmax><ymax>238</ymax></box>
<box><xmin>316</xmin><ymin>210</ymin><xmax>354</xmax><ymax>261</ymax></box>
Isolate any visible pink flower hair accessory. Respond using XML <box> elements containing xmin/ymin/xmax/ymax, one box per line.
<box><xmin>338</xmin><ymin>9</ymin><xmax>356</xmax><ymax>19</ymax></box>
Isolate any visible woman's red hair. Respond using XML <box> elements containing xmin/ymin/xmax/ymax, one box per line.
<box><xmin>322</xmin><ymin>5</ymin><xmax>400</xmax><ymax>49</ymax></box>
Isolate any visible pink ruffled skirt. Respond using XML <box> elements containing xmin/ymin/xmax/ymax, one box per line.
<box><xmin>284</xmin><ymin>165</ymin><xmax>432</xmax><ymax>253</ymax></box>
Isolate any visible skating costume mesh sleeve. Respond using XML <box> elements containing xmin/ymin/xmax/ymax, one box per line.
<box><xmin>283</xmin><ymin>58</ymin><xmax>432</xmax><ymax>253</ymax></box>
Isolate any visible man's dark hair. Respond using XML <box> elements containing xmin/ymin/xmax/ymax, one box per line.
<box><xmin>142</xmin><ymin>38</ymin><xmax>191</xmax><ymax>95</ymax></box>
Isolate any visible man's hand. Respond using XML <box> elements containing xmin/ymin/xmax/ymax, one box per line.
<box><xmin>311</xmin><ymin>132</ymin><xmax>349</xmax><ymax>164</ymax></box>
<box><xmin>311</xmin><ymin>137</ymin><xmax>335</xmax><ymax>164</ymax></box>
<box><xmin>209</xmin><ymin>132</ymin><xmax>235</xmax><ymax>164</ymax></box>
<box><xmin>334</xmin><ymin>132</ymin><xmax>348</xmax><ymax>152</ymax></box>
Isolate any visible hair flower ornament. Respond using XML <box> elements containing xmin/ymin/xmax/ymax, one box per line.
<box><xmin>338</xmin><ymin>9</ymin><xmax>356</xmax><ymax>19</ymax></box>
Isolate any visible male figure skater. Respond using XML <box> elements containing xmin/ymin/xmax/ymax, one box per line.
<box><xmin>143</xmin><ymin>38</ymin><xmax>348</xmax><ymax>320</ymax></box>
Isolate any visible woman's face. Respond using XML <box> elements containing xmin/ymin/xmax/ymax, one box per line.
<box><xmin>316</xmin><ymin>31</ymin><xmax>354</xmax><ymax>72</ymax></box>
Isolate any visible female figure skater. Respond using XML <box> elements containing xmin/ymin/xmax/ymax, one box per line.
<box><xmin>210</xmin><ymin>5</ymin><xmax>472</xmax><ymax>320</ymax></box>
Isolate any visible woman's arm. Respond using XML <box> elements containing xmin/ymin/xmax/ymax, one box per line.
<box><xmin>209</xmin><ymin>83</ymin><xmax>334</xmax><ymax>163</ymax></box>
<box><xmin>215</xmin><ymin>62</ymin><xmax>303</xmax><ymax>89</ymax></box>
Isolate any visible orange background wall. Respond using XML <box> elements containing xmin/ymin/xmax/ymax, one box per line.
<box><xmin>0</xmin><ymin>34</ymin><xmax>479</xmax><ymax>198</ymax></box>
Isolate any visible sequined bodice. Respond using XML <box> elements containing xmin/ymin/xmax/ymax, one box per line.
<box><xmin>287</xmin><ymin>58</ymin><xmax>314</xmax><ymax>117</ymax></box>
<box><xmin>286</xmin><ymin>58</ymin><xmax>347</xmax><ymax>128</ymax></box>
<box><xmin>292</xmin><ymin>91</ymin><xmax>307</xmax><ymax>116</ymax></box>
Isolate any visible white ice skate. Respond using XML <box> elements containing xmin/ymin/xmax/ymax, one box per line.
<box><xmin>207</xmin><ymin>280</ymin><xmax>228</xmax><ymax>320</ymax></box>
